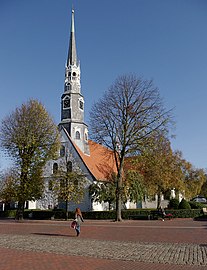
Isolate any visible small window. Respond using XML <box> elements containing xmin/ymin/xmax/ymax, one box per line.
<box><xmin>67</xmin><ymin>161</ymin><xmax>72</xmax><ymax>172</ymax></box>
<box><xmin>75</xmin><ymin>131</ymin><xmax>80</xmax><ymax>140</ymax></box>
<box><xmin>79</xmin><ymin>100</ymin><xmax>84</xmax><ymax>110</ymax></box>
<box><xmin>53</xmin><ymin>163</ymin><xmax>58</xmax><ymax>174</ymax></box>
<box><xmin>72</xmin><ymin>72</ymin><xmax>76</xmax><ymax>77</ymax></box>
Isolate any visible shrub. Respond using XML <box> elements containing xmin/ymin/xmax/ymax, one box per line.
<box><xmin>189</xmin><ymin>201</ymin><xmax>204</xmax><ymax>209</ymax></box>
<box><xmin>171</xmin><ymin>209</ymin><xmax>201</xmax><ymax>218</ymax></box>
<box><xmin>168</xmin><ymin>198</ymin><xmax>179</xmax><ymax>209</ymax></box>
<box><xmin>0</xmin><ymin>210</ymin><xmax>17</xmax><ymax>218</ymax></box>
<box><xmin>0</xmin><ymin>208</ymin><xmax>204</xmax><ymax>220</ymax></box>
<box><xmin>179</xmin><ymin>199</ymin><xmax>191</xmax><ymax>209</ymax></box>
<box><xmin>83</xmin><ymin>210</ymin><xmax>116</xmax><ymax>220</ymax></box>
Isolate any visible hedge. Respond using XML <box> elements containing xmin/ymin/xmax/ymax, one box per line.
<box><xmin>0</xmin><ymin>210</ymin><xmax>17</xmax><ymax>218</ymax></box>
<box><xmin>0</xmin><ymin>208</ymin><xmax>204</xmax><ymax>220</ymax></box>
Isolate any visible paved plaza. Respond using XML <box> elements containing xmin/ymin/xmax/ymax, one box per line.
<box><xmin>0</xmin><ymin>218</ymin><xmax>206</xmax><ymax>270</ymax></box>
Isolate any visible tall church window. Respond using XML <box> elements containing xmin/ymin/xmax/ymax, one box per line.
<box><xmin>79</xmin><ymin>100</ymin><xmax>84</xmax><ymax>110</ymax></box>
<box><xmin>67</xmin><ymin>161</ymin><xmax>72</xmax><ymax>172</ymax></box>
<box><xmin>60</xmin><ymin>145</ymin><xmax>65</xmax><ymax>157</ymax></box>
<box><xmin>75</xmin><ymin>131</ymin><xmax>80</xmax><ymax>140</ymax></box>
<box><xmin>63</xmin><ymin>96</ymin><xmax>70</xmax><ymax>109</ymax></box>
<box><xmin>65</xmin><ymin>83</ymin><xmax>71</xmax><ymax>91</ymax></box>
<box><xmin>84</xmin><ymin>132</ymin><xmax>88</xmax><ymax>141</ymax></box>
<box><xmin>53</xmin><ymin>163</ymin><xmax>58</xmax><ymax>174</ymax></box>
<box><xmin>72</xmin><ymin>72</ymin><xmax>76</xmax><ymax>80</ymax></box>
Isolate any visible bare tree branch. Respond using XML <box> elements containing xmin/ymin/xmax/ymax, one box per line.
<box><xmin>89</xmin><ymin>74</ymin><xmax>173</xmax><ymax>221</ymax></box>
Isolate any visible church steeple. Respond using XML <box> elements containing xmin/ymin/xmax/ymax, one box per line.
<box><xmin>59</xmin><ymin>8</ymin><xmax>90</xmax><ymax>155</ymax></box>
<box><xmin>67</xmin><ymin>9</ymin><xmax>77</xmax><ymax>67</ymax></box>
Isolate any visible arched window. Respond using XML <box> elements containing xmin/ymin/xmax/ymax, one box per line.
<box><xmin>53</xmin><ymin>163</ymin><xmax>58</xmax><ymax>174</ymax></box>
<box><xmin>67</xmin><ymin>161</ymin><xmax>72</xmax><ymax>172</ymax></box>
<box><xmin>72</xmin><ymin>72</ymin><xmax>76</xmax><ymax>80</ymax></box>
<box><xmin>75</xmin><ymin>131</ymin><xmax>80</xmax><ymax>140</ymax></box>
<box><xmin>65</xmin><ymin>83</ymin><xmax>71</xmax><ymax>91</ymax></box>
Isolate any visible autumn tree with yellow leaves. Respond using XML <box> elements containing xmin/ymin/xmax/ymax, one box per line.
<box><xmin>134</xmin><ymin>133</ymin><xmax>185</xmax><ymax>208</ymax></box>
<box><xmin>0</xmin><ymin>99</ymin><xmax>60</xmax><ymax>219</ymax></box>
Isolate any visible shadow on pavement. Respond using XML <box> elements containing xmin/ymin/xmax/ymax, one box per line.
<box><xmin>32</xmin><ymin>232</ymin><xmax>75</xmax><ymax>237</ymax></box>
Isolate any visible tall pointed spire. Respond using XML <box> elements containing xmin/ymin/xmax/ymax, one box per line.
<box><xmin>60</xmin><ymin>8</ymin><xmax>90</xmax><ymax>155</ymax></box>
<box><xmin>67</xmin><ymin>9</ymin><xmax>77</xmax><ymax>67</ymax></box>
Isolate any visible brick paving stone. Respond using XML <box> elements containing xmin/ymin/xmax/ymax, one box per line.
<box><xmin>0</xmin><ymin>233</ymin><xmax>207</xmax><ymax>266</ymax></box>
<box><xmin>0</xmin><ymin>218</ymin><xmax>207</xmax><ymax>270</ymax></box>
<box><xmin>0</xmin><ymin>247</ymin><xmax>206</xmax><ymax>270</ymax></box>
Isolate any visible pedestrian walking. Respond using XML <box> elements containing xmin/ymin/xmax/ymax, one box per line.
<box><xmin>74</xmin><ymin>207</ymin><xmax>84</xmax><ymax>236</ymax></box>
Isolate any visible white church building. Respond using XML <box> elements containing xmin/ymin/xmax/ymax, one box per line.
<box><xmin>26</xmin><ymin>9</ymin><xmax>177</xmax><ymax>212</ymax></box>
<box><xmin>30</xmin><ymin>9</ymin><xmax>119</xmax><ymax>212</ymax></box>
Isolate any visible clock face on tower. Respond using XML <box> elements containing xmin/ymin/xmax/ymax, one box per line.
<box><xmin>63</xmin><ymin>97</ymin><xmax>70</xmax><ymax>108</ymax></box>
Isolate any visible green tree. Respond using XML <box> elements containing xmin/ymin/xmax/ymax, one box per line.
<box><xmin>51</xmin><ymin>160</ymin><xmax>87</xmax><ymax>220</ymax></box>
<box><xmin>134</xmin><ymin>133</ymin><xmax>185</xmax><ymax>208</ymax></box>
<box><xmin>168</xmin><ymin>198</ymin><xmax>179</xmax><ymax>209</ymax></box>
<box><xmin>168</xmin><ymin>153</ymin><xmax>206</xmax><ymax>200</ymax></box>
<box><xmin>200</xmin><ymin>176</ymin><xmax>207</xmax><ymax>198</ymax></box>
<box><xmin>89</xmin><ymin>75</ymin><xmax>173</xmax><ymax>221</ymax></box>
<box><xmin>0</xmin><ymin>168</ymin><xmax>19</xmax><ymax>207</ymax></box>
<box><xmin>0</xmin><ymin>99</ymin><xmax>60</xmax><ymax>219</ymax></box>
<box><xmin>124</xmin><ymin>170</ymin><xmax>145</xmax><ymax>204</ymax></box>
<box><xmin>89</xmin><ymin>171</ymin><xmax>145</xmax><ymax>210</ymax></box>
<box><xmin>182</xmin><ymin>162</ymin><xmax>206</xmax><ymax>200</ymax></box>
<box><xmin>89</xmin><ymin>181</ymin><xmax>116</xmax><ymax>210</ymax></box>
<box><xmin>179</xmin><ymin>198</ymin><xmax>191</xmax><ymax>209</ymax></box>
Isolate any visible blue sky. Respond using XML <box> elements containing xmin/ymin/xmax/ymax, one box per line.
<box><xmin>0</xmin><ymin>0</ymin><xmax>207</xmax><ymax>170</ymax></box>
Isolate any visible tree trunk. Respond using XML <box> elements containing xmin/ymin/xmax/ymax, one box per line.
<box><xmin>65</xmin><ymin>199</ymin><xmax>68</xmax><ymax>221</ymax></box>
<box><xmin>115</xmin><ymin>157</ymin><xmax>125</xmax><ymax>222</ymax></box>
<box><xmin>16</xmin><ymin>201</ymin><xmax>24</xmax><ymax>220</ymax></box>
<box><xmin>157</xmin><ymin>192</ymin><xmax>162</xmax><ymax>209</ymax></box>
<box><xmin>115</xmin><ymin>189</ymin><xmax>122</xmax><ymax>221</ymax></box>
<box><xmin>115</xmin><ymin>175</ymin><xmax>123</xmax><ymax>221</ymax></box>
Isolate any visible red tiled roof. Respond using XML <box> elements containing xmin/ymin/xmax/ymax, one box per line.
<box><xmin>75</xmin><ymin>140</ymin><xmax>117</xmax><ymax>181</ymax></box>
<box><xmin>61</xmin><ymin>127</ymin><xmax>117</xmax><ymax>181</ymax></box>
